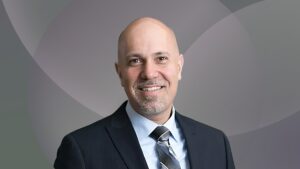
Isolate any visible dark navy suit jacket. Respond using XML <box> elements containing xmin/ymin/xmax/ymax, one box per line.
<box><xmin>54</xmin><ymin>102</ymin><xmax>235</xmax><ymax>169</ymax></box>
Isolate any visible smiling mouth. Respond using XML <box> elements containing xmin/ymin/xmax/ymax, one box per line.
<box><xmin>138</xmin><ymin>86</ymin><xmax>165</xmax><ymax>92</ymax></box>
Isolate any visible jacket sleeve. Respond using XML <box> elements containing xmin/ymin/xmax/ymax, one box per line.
<box><xmin>54</xmin><ymin>135</ymin><xmax>86</xmax><ymax>169</ymax></box>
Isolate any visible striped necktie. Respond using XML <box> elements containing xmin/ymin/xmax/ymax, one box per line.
<box><xmin>150</xmin><ymin>126</ymin><xmax>181</xmax><ymax>169</ymax></box>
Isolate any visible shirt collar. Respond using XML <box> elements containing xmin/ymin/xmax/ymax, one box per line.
<box><xmin>126</xmin><ymin>102</ymin><xmax>180</xmax><ymax>142</ymax></box>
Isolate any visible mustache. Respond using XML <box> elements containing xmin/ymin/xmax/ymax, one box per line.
<box><xmin>137</xmin><ymin>80</ymin><xmax>166</xmax><ymax>87</ymax></box>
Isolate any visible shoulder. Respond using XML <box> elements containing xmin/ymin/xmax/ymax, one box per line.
<box><xmin>176</xmin><ymin>112</ymin><xmax>226</xmax><ymax>137</ymax></box>
<box><xmin>64</xmin><ymin>113</ymin><xmax>113</xmax><ymax>143</ymax></box>
<box><xmin>64</xmin><ymin>101</ymin><xmax>128</xmax><ymax>144</ymax></box>
<box><xmin>175</xmin><ymin>112</ymin><xmax>236</xmax><ymax>169</ymax></box>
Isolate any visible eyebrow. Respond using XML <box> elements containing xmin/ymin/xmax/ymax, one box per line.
<box><xmin>124</xmin><ymin>55</ymin><xmax>141</xmax><ymax>62</ymax></box>
<box><xmin>126</xmin><ymin>51</ymin><xmax>170</xmax><ymax>58</ymax></box>
<box><xmin>154</xmin><ymin>51</ymin><xmax>170</xmax><ymax>56</ymax></box>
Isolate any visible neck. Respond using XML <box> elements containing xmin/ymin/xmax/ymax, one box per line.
<box><xmin>142</xmin><ymin>107</ymin><xmax>173</xmax><ymax>125</ymax></box>
<box><xmin>127</xmin><ymin>101</ymin><xmax>174</xmax><ymax>124</ymax></box>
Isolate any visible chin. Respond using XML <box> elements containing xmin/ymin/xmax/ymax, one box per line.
<box><xmin>137</xmin><ymin>100</ymin><xmax>167</xmax><ymax>116</ymax></box>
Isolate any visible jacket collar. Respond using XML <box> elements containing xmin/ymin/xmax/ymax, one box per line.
<box><xmin>176</xmin><ymin>112</ymin><xmax>205</xmax><ymax>169</ymax></box>
<box><xmin>105</xmin><ymin>101</ymin><xmax>149</xmax><ymax>169</ymax></box>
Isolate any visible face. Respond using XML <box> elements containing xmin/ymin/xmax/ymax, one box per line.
<box><xmin>116</xmin><ymin>21</ymin><xmax>183</xmax><ymax>119</ymax></box>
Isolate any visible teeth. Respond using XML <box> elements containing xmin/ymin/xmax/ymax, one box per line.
<box><xmin>141</xmin><ymin>86</ymin><xmax>161</xmax><ymax>91</ymax></box>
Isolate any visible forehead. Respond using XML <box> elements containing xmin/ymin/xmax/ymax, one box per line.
<box><xmin>128</xmin><ymin>30</ymin><xmax>169</xmax><ymax>49</ymax></box>
<box><xmin>121</xmin><ymin>24</ymin><xmax>176</xmax><ymax>53</ymax></box>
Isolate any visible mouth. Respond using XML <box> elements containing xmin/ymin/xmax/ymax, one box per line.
<box><xmin>138</xmin><ymin>86</ymin><xmax>165</xmax><ymax>92</ymax></box>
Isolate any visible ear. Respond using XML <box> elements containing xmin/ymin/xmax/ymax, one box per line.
<box><xmin>115</xmin><ymin>62</ymin><xmax>124</xmax><ymax>86</ymax></box>
<box><xmin>177</xmin><ymin>54</ymin><xmax>184</xmax><ymax>80</ymax></box>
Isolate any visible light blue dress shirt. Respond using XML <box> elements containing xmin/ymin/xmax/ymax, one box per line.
<box><xmin>126</xmin><ymin>103</ymin><xmax>190</xmax><ymax>169</ymax></box>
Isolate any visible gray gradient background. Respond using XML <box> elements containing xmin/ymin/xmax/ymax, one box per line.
<box><xmin>1</xmin><ymin>0</ymin><xmax>299</xmax><ymax>168</ymax></box>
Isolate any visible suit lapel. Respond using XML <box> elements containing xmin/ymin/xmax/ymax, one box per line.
<box><xmin>176</xmin><ymin>112</ymin><xmax>206</xmax><ymax>169</ymax></box>
<box><xmin>106</xmin><ymin>102</ymin><xmax>149</xmax><ymax>169</ymax></box>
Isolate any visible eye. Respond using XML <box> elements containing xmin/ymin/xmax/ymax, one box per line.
<box><xmin>157</xmin><ymin>56</ymin><xmax>168</xmax><ymax>64</ymax></box>
<box><xmin>128</xmin><ymin>58</ymin><xmax>142</xmax><ymax>66</ymax></box>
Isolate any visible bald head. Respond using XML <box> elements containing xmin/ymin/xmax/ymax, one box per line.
<box><xmin>115</xmin><ymin>17</ymin><xmax>184</xmax><ymax>124</ymax></box>
<box><xmin>117</xmin><ymin>17</ymin><xmax>180</xmax><ymax>61</ymax></box>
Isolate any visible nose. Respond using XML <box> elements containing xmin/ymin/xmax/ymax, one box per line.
<box><xmin>140</xmin><ymin>60</ymin><xmax>158</xmax><ymax>80</ymax></box>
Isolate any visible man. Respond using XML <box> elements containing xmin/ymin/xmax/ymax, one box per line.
<box><xmin>54</xmin><ymin>17</ymin><xmax>235</xmax><ymax>169</ymax></box>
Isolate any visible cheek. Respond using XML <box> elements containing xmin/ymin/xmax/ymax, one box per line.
<box><xmin>122</xmin><ymin>69</ymin><xmax>140</xmax><ymax>86</ymax></box>
<box><xmin>162</xmin><ymin>66</ymin><xmax>180</xmax><ymax>84</ymax></box>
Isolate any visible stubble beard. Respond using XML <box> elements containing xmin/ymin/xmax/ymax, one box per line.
<box><xmin>135</xmin><ymin>94</ymin><xmax>167</xmax><ymax>116</ymax></box>
<box><xmin>131</xmin><ymin>79</ymin><xmax>169</xmax><ymax>116</ymax></box>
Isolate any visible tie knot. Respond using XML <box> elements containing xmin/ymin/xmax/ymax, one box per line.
<box><xmin>150</xmin><ymin>126</ymin><xmax>170</xmax><ymax>141</ymax></box>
